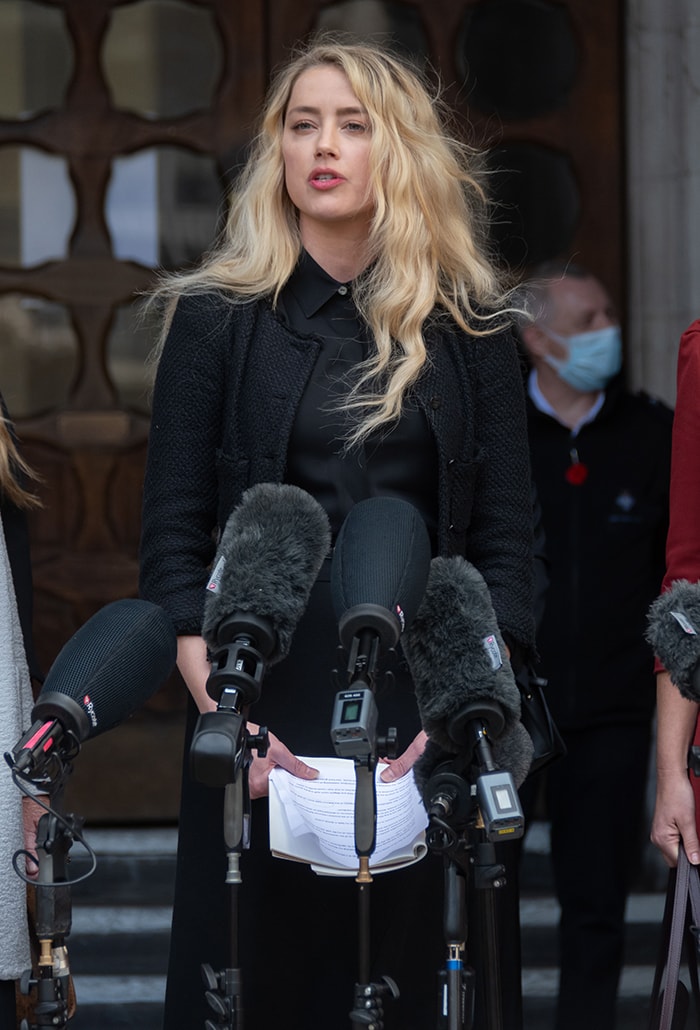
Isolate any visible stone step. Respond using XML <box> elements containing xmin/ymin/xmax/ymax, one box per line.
<box><xmin>43</xmin><ymin>826</ymin><xmax>671</xmax><ymax>1029</ymax></box>
<box><xmin>69</xmin><ymin>827</ymin><xmax>177</xmax><ymax>907</ymax></box>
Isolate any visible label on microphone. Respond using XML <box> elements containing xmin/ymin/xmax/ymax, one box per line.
<box><xmin>82</xmin><ymin>694</ymin><xmax>98</xmax><ymax>729</ymax></box>
<box><xmin>206</xmin><ymin>556</ymin><xmax>226</xmax><ymax>594</ymax></box>
<box><xmin>481</xmin><ymin>633</ymin><xmax>503</xmax><ymax>670</ymax></box>
<box><xmin>671</xmin><ymin>610</ymin><xmax>698</xmax><ymax>635</ymax></box>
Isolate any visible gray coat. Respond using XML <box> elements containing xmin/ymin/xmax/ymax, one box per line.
<box><xmin>0</xmin><ymin>510</ymin><xmax>33</xmax><ymax>980</ymax></box>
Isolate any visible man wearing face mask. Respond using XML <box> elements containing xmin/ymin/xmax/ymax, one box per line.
<box><xmin>517</xmin><ymin>262</ymin><xmax>672</xmax><ymax>1030</ymax></box>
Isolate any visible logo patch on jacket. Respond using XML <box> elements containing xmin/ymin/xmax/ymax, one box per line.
<box><xmin>614</xmin><ymin>490</ymin><xmax>636</xmax><ymax>513</ymax></box>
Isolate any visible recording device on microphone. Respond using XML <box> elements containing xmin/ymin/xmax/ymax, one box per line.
<box><xmin>329</xmin><ymin>496</ymin><xmax>431</xmax><ymax>758</ymax></box>
<box><xmin>5</xmin><ymin>598</ymin><xmax>177</xmax><ymax>788</ymax></box>
<box><xmin>415</xmin><ymin>730</ymin><xmax>531</xmax><ymax>844</ymax></box>
<box><xmin>647</xmin><ymin>579</ymin><xmax>700</xmax><ymax>700</ymax></box>
<box><xmin>402</xmin><ymin>555</ymin><xmax>531</xmax><ymax>840</ymax></box>
<box><xmin>192</xmin><ymin>483</ymin><xmax>331</xmax><ymax>788</ymax></box>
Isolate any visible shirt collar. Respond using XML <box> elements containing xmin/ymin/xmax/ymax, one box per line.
<box><xmin>528</xmin><ymin>369</ymin><xmax>604</xmax><ymax>436</ymax></box>
<box><xmin>285</xmin><ymin>250</ymin><xmax>351</xmax><ymax>318</ymax></box>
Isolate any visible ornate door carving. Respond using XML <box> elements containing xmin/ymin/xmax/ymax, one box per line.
<box><xmin>2</xmin><ymin>0</ymin><xmax>622</xmax><ymax>821</ymax></box>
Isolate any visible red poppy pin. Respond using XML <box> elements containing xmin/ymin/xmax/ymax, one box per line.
<box><xmin>565</xmin><ymin>447</ymin><xmax>588</xmax><ymax>485</ymax></box>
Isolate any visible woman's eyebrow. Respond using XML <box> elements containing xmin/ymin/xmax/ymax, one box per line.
<box><xmin>287</xmin><ymin>104</ymin><xmax>367</xmax><ymax>117</ymax></box>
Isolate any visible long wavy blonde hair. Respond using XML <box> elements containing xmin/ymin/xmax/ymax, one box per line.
<box><xmin>0</xmin><ymin>416</ymin><xmax>41</xmax><ymax>510</ymax></box>
<box><xmin>152</xmin><ymin>38</ymin><xmax>513</xmax><ymax>445</ymax></box>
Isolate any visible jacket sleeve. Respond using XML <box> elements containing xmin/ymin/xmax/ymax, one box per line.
<box><xmin>465</xmin><ymin>328</ymin><xmax>536</xmax><ymax>663</ymax></box>
<box><xmin>139</xmin><ymin>294</ymin><xmax>231</xmax><ymax>635</ymax></box>
<box><xmin>663</xmin><ymin>319</ymin><xmax>700</xmax><ymax>591</ymax></box>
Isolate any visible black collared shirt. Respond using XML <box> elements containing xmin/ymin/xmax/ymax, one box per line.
<box><xmin>277</xmin><ymin>251</ymin><xmax>438</xmax><ymax>544</ymax></box>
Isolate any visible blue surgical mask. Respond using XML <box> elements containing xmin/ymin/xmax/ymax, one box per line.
<box><xmin>541</xmin><ymin>325</ymin><xmax>623</xmax><ymax>392</ymax></box>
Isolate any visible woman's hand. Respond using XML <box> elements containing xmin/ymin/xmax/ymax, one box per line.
<box><xmin>379</xmin><ymin>729</ymin><xmax>428</xmax><ymax>783</ymax></box>
<box><xmin>652</xmin><ymin>670</ymin><xmax>700</xmax><ymax>867</ymax></box>
<box><xmin>246</xmin><ymin>722</ymin><xmax>319</xmax><ymax>800</ymax></box>
<box><xmin>22</xmin><ymin>795</ymin><xmax>48</xmax><ymax>879</ymax></box>
<box><xmin>651</xmin><ymin>768</ymin><xmax>700</xmax><ymax>867</ymax></box>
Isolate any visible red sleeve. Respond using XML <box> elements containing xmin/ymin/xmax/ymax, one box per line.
<box><xmin>654</xmin><ymin>320</ymin><xmax>700</xmax><ymax>673</ymax></box>
<box><xmin>663</xmin><ymin>318</ymin><xmax>700</xmax><ymax>590</ymax></box>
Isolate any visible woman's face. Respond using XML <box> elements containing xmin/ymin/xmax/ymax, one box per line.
<box><xmin>282</xmin><ymin>64</ymin><xmax>375</xmax><ymax>245</ymax></box>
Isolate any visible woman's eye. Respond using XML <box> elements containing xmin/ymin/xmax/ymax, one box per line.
<box><xmin>345</xmin><ymin>121</ymin><xmax>368</xmax><ymax>133</ymax></box>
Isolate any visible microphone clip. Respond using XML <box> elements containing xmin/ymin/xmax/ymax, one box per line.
<box><xmin>5</xmin><ymin>718</ymin><xmax>81</xmax><ymax>795</ymax></box>
<box><xmin>423</xmin><ymin>759</ymin><xmax>475</xmax><ymax>859</ymax></box>
<box><xmin>193</xmin><ymin>630</ymin><xmax>272</xmax><ymax>790</ymax></box>
<box><xmin>206</xmin><ymin>637</ymin><xmax>267</xmax><ymax>709</ymax></box>
<box><xmin>190</xmin><ymin>707</ymin><xmax>269</xmax><ymax>791</ymax></box>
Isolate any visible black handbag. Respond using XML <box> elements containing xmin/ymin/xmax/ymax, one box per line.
<box><xmin>516</xmin><ymin>667</ymin><xmax>567</xmax><ymax>775</ymax></box>
<box><xmin>648</xmin><ymin>846</ymin><xmax>700</xmax><ymax>1029</ymax></box>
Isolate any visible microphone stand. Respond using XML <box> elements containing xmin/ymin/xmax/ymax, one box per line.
<box><xmin>190</xmin><ymin>619</ymin><xmax>272</xmax><ymax>1030</ymax></box>
<box><xmin>4</xmin><ymin>743</ymin><xmax>96</xmax><ymax>1030</ymax></box>
<box><xmin>423</xmin><ymin>701</ymin><xmax>524</xmax><ymax>1030</ymax></box>
<box><xmin>331</xmin><ymin>629</ymin><xmax>400</xmax><ymax>1030</ymax></box>
<box><xmin>19</xmin><ymin>801</ymin><xmax>79</xmax><ymax>1029</ymax></box>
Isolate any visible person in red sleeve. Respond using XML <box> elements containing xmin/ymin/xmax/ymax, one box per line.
<box><xmin>651</xmin><ymin>318</ymin><xmax>700</xmax><ymax>868</ymax></box>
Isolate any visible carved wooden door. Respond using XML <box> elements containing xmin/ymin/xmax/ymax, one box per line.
<box><xmin>1</xmin><ymin>0</ymin><xmax>622</xmax><ymax>822</ymax></box>
<box><xmin>1</xmin><ymin>0</ymin><xmax>266</xmax><ymax>820</ymax></box>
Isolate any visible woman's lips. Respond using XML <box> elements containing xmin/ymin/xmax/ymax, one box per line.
<box><xmin>309</xmin><ymin>172</ymin><xmax>344</xmax><ymax>189</ymax></box>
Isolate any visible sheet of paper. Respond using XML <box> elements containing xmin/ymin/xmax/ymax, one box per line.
<box><xmin>269</xmin><ymin>756</ymin><xmax>428</xmax><ymax>874</ymax></box>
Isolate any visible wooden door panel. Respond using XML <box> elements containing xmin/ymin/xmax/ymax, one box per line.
<box><xmin>2</xmin><ymin>0</ymin><xmax>622</xmax><ymax>822</ymax></box>
<box><xmin>1</xmin><ymin>0</ymin><xmax>266</xmax><ymax>821</ymax></box>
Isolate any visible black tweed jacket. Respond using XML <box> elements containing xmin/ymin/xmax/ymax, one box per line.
<box><xmin>139</xmin><ymin>293</ymin><xmax>535</xmax><ymax>657</ymax></box>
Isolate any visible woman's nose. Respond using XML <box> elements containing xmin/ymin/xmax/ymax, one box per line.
<box><xmin>315</xmin><ymin>126</ymin><xmax>339</xmax><ymax>157</ymax></box>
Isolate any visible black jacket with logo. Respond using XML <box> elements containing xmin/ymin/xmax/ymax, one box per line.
<box><xmin>527</xmin><ymin>380</ymin><xmax>672</xmax><ymax>730</ymax></box>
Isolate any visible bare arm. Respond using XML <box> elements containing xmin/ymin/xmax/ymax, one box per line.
<box><xmin>651</xmin><ymin>670</ymin><xmax>700</xmax><ymax>865</ymax></box>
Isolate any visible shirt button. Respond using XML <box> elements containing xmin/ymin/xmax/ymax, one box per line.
<box><xmin>338</xmin><ymin>285</ymin><xmax>348</xmax><ymax>295</ymax></box>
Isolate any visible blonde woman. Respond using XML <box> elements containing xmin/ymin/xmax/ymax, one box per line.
<box><xmin>140</xmin><ymin>40</ymin><xmax>535</xmax><ymax>1030</ymax></box>
<box><xmin>0</xmin><ymin>401</ymin><xmax>42</xmax><ymax>1027</ymax></box>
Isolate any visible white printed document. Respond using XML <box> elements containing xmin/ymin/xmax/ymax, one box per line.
<box><xmin>268</xmin><ymin>756</ymin><xmax>428</xmax><ymax>877</ymax></box>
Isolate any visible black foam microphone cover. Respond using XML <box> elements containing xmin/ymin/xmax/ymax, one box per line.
<box><xmin>331</xmin><ymin>496</ymin><xmax>432</xmax><ymax>651</ymax></box>
<box><xmin>402</xmin><ymin>556</ymin><xmax>522</xmax><ymax>752</ymax></box>
<box><xmin>647</xmin><ymin>579</ymin><xmax>700</xmax><ymax>700</ymax></box>
<box><xmin>202</xmin><ymin>483</ymin><xmax>331</xmax><ymax>663</ymax></box>
<box><xmin>33</xmin><ymin>598</ymin><xmax>177</xmax><ymax>744</ymax></box>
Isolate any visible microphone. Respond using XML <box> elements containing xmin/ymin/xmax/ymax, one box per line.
<box><xmin>647</xmin><ymin>579</ymin><xmax>700</xmax><ymax>700</ymax></box>
<box><xmin>402</xmin><ymin>556</ymin><xmax>531</xmax><ymax>840</ymax></box>
<box><xmin>331</xmin><ymin>495</ymin><xmax>432</xmax><ymax>655</ymax></box>
<box><xmin>201</xmin><ymin>482</ymin><xmax>331</xmax><ymax>706</ymax></box>
<box><xmin>402</xmin><ymin>555</ymin><xmax>523</xmax><ymax>750</ymax></box>
<box><xmin>6</xmin><ymin>598</ymin><xmax>177</xmax><ymax>785</ymax></box>
<box><xmin>329</xmin><ymin>496</ymin><xmax>431</xmax><ymax>758</ymax></box>
<box><xmin>327</xmin><ymin>497</ymin><xmax>431</xmax><ymax>864</ymax></box>
<box><xmin>192</xmin><ymin>483</ymin><xmax>330</xmax><ymax>789</ymax></box>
